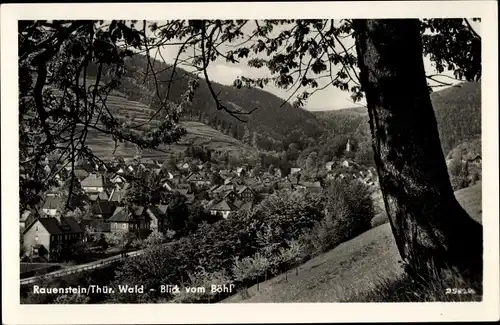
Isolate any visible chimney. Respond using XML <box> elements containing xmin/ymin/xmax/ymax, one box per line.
<box><xmin>54</xmin><ymin>213</ymin><xmax>62</xmax><ymax>224</ymax></box>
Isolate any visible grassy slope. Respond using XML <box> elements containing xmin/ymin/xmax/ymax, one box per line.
<box><xmin>223</xmin><ymin>182</ymin><xmax>482</xmax><ymax>303</ymax></box>
<box><xmin>86</xmin><ymin>95</ymin><xmax>255</xmax><ymax>160</ymax></box>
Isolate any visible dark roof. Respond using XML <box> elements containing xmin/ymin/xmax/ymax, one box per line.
<box><xmin>237</xmin><ymin>186</ymin><xmax>253</xmax><ymax>195</ymax></box>
<box><xmin>234</xmin><ymin>200</ymin><xmax>254</xmax><ymax>211</ymax></box>
<box><xmin>176</xmin><ymin>189</ymin><xmax>189</xmax><ymax>196</ymax></box>
<box><xmin>298</xmin><ymin>181</ymin><xmax>322</xmax><ymax>188</ymax></box>
<box><xmin>146</xmin><ymin>205</ymin><xmax>168</xmax><ymax>221</ymax></box>
<box><xmin>24</xmin><ymin>217</ymin><xmax>84</xmax><ymax>235</ymax></box>
<box><xmin>108</xmin><ymin>188</ymin><xmax>125</xmax><ymax>202</ymax></box>
<box><xmin>210</xmin><ymin>200</ymin><xmax>238</xmax><ymax>211</ymax></box>
<box><xmin>81</xmin><ymin>173</ymin><xmax>108</xmax><ymax>188</ymax></box>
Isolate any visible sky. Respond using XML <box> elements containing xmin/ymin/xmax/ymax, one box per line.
<box><xmin>146</xmin><ymin>19</ymin><xmax>481</xmax><ymax>111</ymax></box>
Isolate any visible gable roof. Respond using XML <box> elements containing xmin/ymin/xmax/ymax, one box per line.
<box><xmin>146</xmin><ymin>204</ymin><xmax>169</xmax><ymax>221</ymax></box>
<box><xmin>81</xmin><ymin>173</ymin><xmax>108</xmax><ymax>188</ymax></box>
<box><xmin>237</xmin><ymin>186</ymin><xmax>253</xmax><ymax>195</ymax></box>
<box><xmin>108</xmin><ymin>188</ymin><xmax>124</xmax><ymax>202</ymax></box>
<box><xmin>42</xmin><ymin>196</ymin><xmax>64</xmax><ymax>210</ymax></box>
<box><xmin>24</xmin><ymin>217</ymin><xmax>84</xmax><ymax>235</ymax></box>
<box><xmin>234</xmin><ymin>200</ymin><xmax>254</xmax><ymax>211</ymax></box>
<box><xmin>210</xmin><ymin>200</ymin><xmax>238</xmax><ymax>212</ymax></box>
<box><xmin>298</xmin><ymin>181</ymin><xmax>322</xmax><ymax>188</ymax></box>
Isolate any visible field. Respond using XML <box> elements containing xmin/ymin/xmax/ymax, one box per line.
<box><xmin>223</xmin><ymin>182</ymin><xmax>483</xmax><ymax>303</ymax></box>
<box><xmin>84</xmin><ymin>95</ymin><xmax>255</xmax><ymax>160</ymax></box>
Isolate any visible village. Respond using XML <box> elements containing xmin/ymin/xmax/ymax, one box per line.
<box><xmin>20</xmin><ymin>141</ymin><xmax>378</xmax><ymax>266</ymax></box>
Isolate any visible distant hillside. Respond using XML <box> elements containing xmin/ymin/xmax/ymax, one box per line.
<box><xmin>314</xmin><ymin>82</ymin><xmax>481</xmax><ymax>154</ymax></box>
<box><xmin>86</xmin><ymin>54</ymin><xmax>325</xmax><ymax>153</ymax></box>
<box><xmin>84</xmin><ymin>94</ymin><xmax>256</xmax><ymax>160</ymax></box>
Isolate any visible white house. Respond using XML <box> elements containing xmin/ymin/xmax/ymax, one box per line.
<box><xmin>209</xmin><ymin>200</ymin><xmax>238</xmax><ymax>219</ymax></box>
<box><xmin>325</xmin><ymin>161</ymin><xmax>335</xmax><ymax>171</ymax></box>
<box><xmin>81</xmin><ymin>173</ymin><xmax>108</xmax><ymax>193</ymax></box>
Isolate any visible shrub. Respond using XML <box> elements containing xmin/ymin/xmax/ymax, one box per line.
<box><xmin>231</xmin><ymin>252</ymin><xmax>270</xmax><ymax>289</ymax></box>
<box><xmin>143</xmin><ymin>230</ymin><xmax>166</xmax><ymax>247</ymax></box>
<box><xmin>371</xmin><ymin>212</ymin><xmax>389</xmax><ymax>228</ymax></box>
<box><xmin>171</xmin><ymin>269</ymin><xmax>232</xmax><ymax>303</ymax></box>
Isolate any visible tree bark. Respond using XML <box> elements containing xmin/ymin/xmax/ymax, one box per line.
<box><xmin>352</xmin><ymin>19</ymin><xmax>482</xmax><ymax>281</ymax></box>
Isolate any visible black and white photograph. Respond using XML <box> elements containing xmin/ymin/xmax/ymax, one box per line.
<box><xmin>2</xmin><ymin>1</ymin><xmax>499</xmax><ymax>324</ymax></box>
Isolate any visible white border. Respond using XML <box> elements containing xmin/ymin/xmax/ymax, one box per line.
<box><xmin>2</xmin><ymin>2</ymin><xmax>499</xmax><ymax>324</ymax></box>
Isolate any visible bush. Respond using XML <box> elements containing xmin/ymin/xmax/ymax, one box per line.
<box><xmin>231</xmin><ymin>252</ymin><xmax>271</xmax><ymax>289</ymax></box>
<box><xmin>371</xmin><ymin>212</ymin><xmax>389</xmax><ymax>228</ymax></box>
<box><xmin>54</xmin><ymin>294</ymin><xmax>91</xmax><ymax>304</ymax></box>
<box><xmin>302</xmin><ymin>180</ymin><xmax>375</xmax><ymax>254</ymax></box>
<box><xmin>171</xmin><ymin>269</ymin><xmax>232</xmax><ymax>303</ymax></box>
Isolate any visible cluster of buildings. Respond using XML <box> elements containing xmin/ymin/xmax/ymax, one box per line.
<box><xmin>20</xmin><ymin>153</ymin><xmax>377</xmax><ymax>262</ymax></box>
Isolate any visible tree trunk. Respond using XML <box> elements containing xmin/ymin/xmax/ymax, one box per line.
<box><xmin>352</xmin><ymin>19</ymin><xmax>482</xmax><ymax>281</ymax></box>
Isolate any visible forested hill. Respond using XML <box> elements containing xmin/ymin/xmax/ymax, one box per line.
<box><xmin>86</xmin><ymin>54</ymin><xmax>324</xmax><ymax>153</ymax></box>
<box><xmin>314</xmin><ymin>82</ymin><xmax>481</xmax><ymax>155</ymax></box>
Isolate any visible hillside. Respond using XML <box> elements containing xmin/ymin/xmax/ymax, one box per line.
<box><xmin>85</xmin><ymin>93</ymin><xmax>255</xmax><ymax>160</ymax></box>
<box><xmin>223</xmin><ymin>182</ymin><xmax>482</xmax><ymax>303</ymax></box>
<box><xmin>314</xmin><ymin>82</ymin><xmax>481</xmax><ymax>155</ymax></box>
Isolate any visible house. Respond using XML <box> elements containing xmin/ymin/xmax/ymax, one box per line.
<box><xmin>234</xmin><ymin>200</ymin><xmax>255</xmax><ymax>212</ymax></box>
<box><xmin>223</xmin><ymin>190</ymin><xmax>238</xmax><ymax>202</ymax></box>
<box><xmin>296</xmin><ymin>181</ymin><xmax>323</xmax><ymax>194</ymax></box>
<box><xmin>290</xmin><ymin>167</ymin><xmax>302</xmax><ymax>175</ymax></box>
<box><xmin>23</xmin><ymin>216</ymin><xmax>84</xmax><ymax>261</ymax></box>
<box><xmin>110</xmin><ymin>174</ymin><xmax>127</xmax><ymax>186</ymax></box>
<box><xmin>107</xmin><ymin>206</ymin><xmax>150</xmax><ymax>234</ymax></box>
<box><xmin>177</xmin><ymin>163</ymin><xmax>190</xmax><ymax>170</ymax></box>
<box><xmin>238</xmin><ymin>186</ymin><xmax>255</xmax><ymax>202</ymax></box>
<box><xmin>325</xmin><ymin>161</ymin><xmax>335</xmax><ymax>171</ymax></box>
<box><xmin>81</xmin><ymin>173</ymin><xmax>109</xmax><ymax>193</ymax></box>
<box><xmin>145</xmin><ymin>204</ymin><xmax>169</xmax><ymax>232</ymax></box>
<box><xmin>185</xmin><ymin>172</ymin><xmax>211</xmax><ymax>187</ymax></box>
<box><xmin>162</xmin><ymin>170</ymin><xmax>175</xmax><ymax>180</ymax></box>
<box><xmin>235</xmin><ymin>167</ymin><xmax>246</xmax><ymax>177</ymax></box>
<box><xmin>341</xmin><ymin>160</ymin><xmax>350</xmax><ymax>168</ymax></box>
<box><xmin>209</xmin><ymin>200</ymin><xmax>238</xmax><ymax>219</ymax></box>
<box><xmin>274</xmin><ymin>168</ymin><xmax>282</xmax><ymax>179</ymax></box>
<box><xmin>174</xmin><ymin>188</ymin><xmax>195</xmax><ymax>204</ymax></box>
<box><xmin>41</xmin><ymin>196</ymin><xmax>64</xmax><ymax>216</ymax></box>
<box><xmin>198</xmin><ymin>161</ymin><xmax>211</xmax><ymax>171</ymax></box>
<box><xmin>277</xmin><ymin>181</ymin><xmax>293</xmax><ymax>190</ymax></box>
<box><xmin>79</xmin><ymin>218</ymin><xmax>111</xmax><ymax>237</ymax></box>
<box><xmin>88</xmin><ymin>190</ymin><xmax>110</xmax><ymax>202</ymax></box>
<box><xmin>161</xmin><ymin>178</ymin><xmax>175</xmax><ymax>191</ymax></box>
<box><xmin>91</xmin><ymin>201</ymin><xmax>117</xmax><ymax>219</ymax></box>
<box><xmin>470</xmin><ymin>154</ymin><xmax>482</xmax><ymax>165</ymax></box>
<box><xmin>20</xmin><ymin>209</ymin><xmax>39</xmax><ymax>229</ymax></box>
<box><xmin>139</xmin><ymin>162</ymin><xmax>162</xmax><ymax>174</ymax></box>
